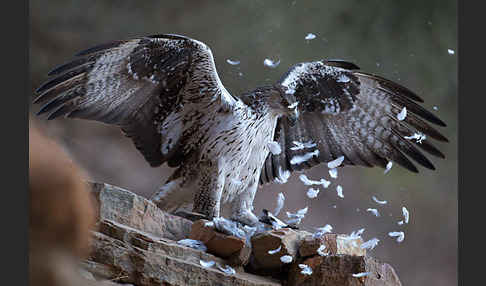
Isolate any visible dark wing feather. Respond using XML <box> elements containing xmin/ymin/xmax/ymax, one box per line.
<box><xmin>260</xmin><ymin>61</ymin><xmax>447</xmax><ymax>184</ymax></box>
<box><xmin>34</xmin><ymin>34</ymin><xmax>230</xmax><ymax>167</ymax></box>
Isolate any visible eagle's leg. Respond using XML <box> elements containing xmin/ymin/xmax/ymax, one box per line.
<box><xmin>229</xmin><ymin>178</ymin><xmax>259</xmax><ymax>226</ymax></box>
<box><xmin>192</xmin><ymin>160</ymin><xmax>224</xmax><ymax>220</ymax></box>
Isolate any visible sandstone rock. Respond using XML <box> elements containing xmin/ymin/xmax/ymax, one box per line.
<box><xmin>299</xmin><ymin>233</ymin><xmax>366</xmax><ymax>258</ymax></box>
<box><xmin>286</xmin><ymin>255</ymin><xmax>402</xmax><ymax>286</ymax></box>
<box><xmin>250</xmin><ymin>228</ymin><xmax>308</xmax><ymax>273</ymax></box>
<box><xmin>189</xmin><ymin>219</ymin><xmax>251</xmax><ymax>266</ymax></box>
<box><xmin>336</xmin><ymin>234</ymin><xmax>366</xmax><ymax>257</ymax></box>
<box><xmin>89</xmin><ymin>182</ymin><xmax>192</xmax><ymax>241</ymax></box>
<box><xmin>86</xmin><ymin>219</ymin><xmax>281</xmax><ymax>286</ymax></box>
<box><xmin>227</xmin><ymin>241</ymin><xmax>253</xmax><ymax>267</ymax></box>
<box><xmin>174</xmin><ymin>210</ymin><xmax>209</xmax><ymax>222</ymax></box>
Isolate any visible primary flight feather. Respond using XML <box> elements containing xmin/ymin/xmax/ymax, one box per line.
<box><xmin>34</xmin><ymin>34</ymin><xmax>447</xmax><ymax>226</ymax></box>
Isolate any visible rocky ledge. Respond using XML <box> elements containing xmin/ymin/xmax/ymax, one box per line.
<box><xmin>83</xmin><ymin>182</ymin><xmax>402</xmax><ymax>286</ymax></box>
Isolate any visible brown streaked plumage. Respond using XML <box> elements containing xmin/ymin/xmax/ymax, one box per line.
<box><xmin>34</xmin><ymin>34</ymin><xmax>447</xmax><ymax>226</ymax></box>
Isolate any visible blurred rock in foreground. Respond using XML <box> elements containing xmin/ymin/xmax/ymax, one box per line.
<box><xmin>29</xmin><ymin>123</ymin><xmax>119</xmax><ymax>286</ymax></box>
<box><xmin>85</xmin><ymin>182</ymin><xmax>402</xmax><ymax>286</ymax></box>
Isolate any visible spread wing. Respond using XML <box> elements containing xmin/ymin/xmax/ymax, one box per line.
<box><xmin>260</xmin><ymin>60</ymin><xmax>448</xmax><ymax>184</ymax></box>
<box><xmin>34</xmin><ymin>34</ymin><xmax>234</xmax><ymax>167</ymax></box>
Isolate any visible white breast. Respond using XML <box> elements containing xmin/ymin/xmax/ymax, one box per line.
<box><xmin>219</xmin><ymin>107</ymin><xmax>279</xmax><ymax>203</ymax></box>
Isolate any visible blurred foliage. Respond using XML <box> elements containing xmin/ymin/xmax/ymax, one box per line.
<box><xmin>30</xmin><ymin>1</ymin><xmax>456</xmax><ymax>285</ymax></box>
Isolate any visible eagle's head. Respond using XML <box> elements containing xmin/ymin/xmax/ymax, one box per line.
<box><xmin>242</xmin><ymin>86</ymin><xmax>298</xmax><ymax>120</ymax></box>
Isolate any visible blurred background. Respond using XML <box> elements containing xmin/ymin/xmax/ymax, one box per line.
<box><xmin>30</xmin><ymin>0</ymin><xmax>457</xmax><ymax>285</ymax></box>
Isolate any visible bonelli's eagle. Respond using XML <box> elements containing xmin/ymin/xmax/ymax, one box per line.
<box><xmin>34</xmin><ymin>34</ymin><xmax>447</xmax><ymax>226</ymax></box>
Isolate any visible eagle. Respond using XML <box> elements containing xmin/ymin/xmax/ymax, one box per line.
<box><xmin>34</xmin><ymin>34</ymin><xmax>447</xmax><ymax>226</ymax></box>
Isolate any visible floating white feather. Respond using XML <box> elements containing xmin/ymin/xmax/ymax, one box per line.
<box><xmin>280</xmin><ymin>255</ymin><xmax>293</xmax><ymax>263</ymax></box>
<box><xmin>306</xmin><ymin>188</ymin><xmax>320</xmax><ymax>199</ymax></box>
<box><xmin>404</xmin><ymin>132</ymin><xmax>427</xmax><ymax>144</ymax></box>
<box><xmin>336</xmin><ymin>74</ymin><xmax>350</xmax><ymax>83</ymax></box>
<box><xmin>366</xmin><ymin>208</ymin><xmax>380</xmax><ymax>217</ymax></box>
<box><xmin>402</xmin><ymin>207</ymin><xmax>410</xmax><ymax>224</ymax></box>
<box><xmin>329</xmin><ymin>168</ymin><xmax>338</xmax><ymax>178</ymax></box>
<box><xmin>384</xmin><ymin>161</ymin><xmax>393</xmax><ymax>174</ymax></box>
<box><xmin>268</xmin><ymin>245</ymin><xmax>282</xmax><ymax>255</ymax></box>
<box><xmin>290</xmin><ymin>140</ymin><xmax>317</xmax><ymax>150</ymax></box>
<box><xmin>336</xmin><ymin>185</ymin><xmax>344</xmax><ymax>198</ymax></box>
<box><xmin>397</xmin><ymin>107</ymin><xmax>407</xmax><ymax>121</ymax></box>
<box><xmin>199</xmin><ymin>260</ymin><xmax>215</xmax><ymax>268</ymax></box>
<box><xmin>217</xmin><ymin>264</ymin><xmax>236</xmax><ymax>275</ymax></box>
<box><xmin>299</xmin><ymin>174</ymin><xmax>331</xmax><ymax>188</ymax></box>
<box><xmin>388</xmin><ymin>231</ymin><xmax>405</xmax><ymax>243</ymax></box>
<box><xmin>290</xmin><ymin>149</ymin><xmax>319</xmax><ymax>165</ymax></box>
<box><xmin>317</xmin><ymin>244</ymin><xmax>327</xmax><ymax>256</ymax></box>
<box><xmin>264</xmin><ymin>58</ymin><xmax>280</xmax><ymax>68</ymax></box>
<box><xmin>286</xmin><ymin>207</ymin><xmax>308</xmax><ymax>218</ymax></box>
<box><xmin>352</xmin><ymin>272</ymin><xmax>370</xmax><ymax>278</ymax></box>
<box><xmin>372</xmin><ymin>195</ymin><xmax>387</xmax><ymax>205</ymax></box>
<box><xmin>305</xmin><ymin>33</ymin><xmax>316</xmax><ymax>40</ymax></box>
<box><xmin>361</xmin><ymin>238</ymin><xmax>380</xmax><ymax>250</ymax></box>
<box><xmin>313</xmin><ymin>224</ymin><xmax>333</xmax><ymax>238</ymax></box>
<box><xmin>286</xmin><ymin>207</ymin><xmax>308</xmax><ymax>225</ymax></box>
<box><xmin>346</xmin><ymin>228</ymin><xmax>365</xmax><ymax>239</ymax></box>
<box><xmin>299</xmin><ymin>264</ymin><xmax>313</xmax><ymax>275</ymax></box>
<box><xmin>226</xmin><ymin>59</ymin><xmax>240</xmax><ymax>65</ymax></box>
<box><xmin>327</xmin><ymin>156</ymin><xmax>345</xmax><ymax>168</ymax></box>
<box><xmin>267</xmin><ymin>141</ymin><xmax>282</xmax><ymax>155</ymax></box>
<box><xmin>274</xmin><ymin>167</ymin><xmax>290</xmax><ymax>184</ymax></box>
<box><xmin>273</xmin><ymin>192</ymin><xmax>285</xmax><ymax>216</ymax></box>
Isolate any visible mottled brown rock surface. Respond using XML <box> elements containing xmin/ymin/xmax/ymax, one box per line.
<box><xmin>249</xmin><ymin>228</ymin><xmax>309</xmax><ymax>274</ymax></box>
<box><xmin>86</xmin><ymin>219</ymin><xmax>281</xmax><ymax>286</ymax></box>
<box><xmin>286</xmin><ymin>255</ymin><xmax>402</xmax><ymax>286</ymax></box>
<box><xmin>90</xmin><ymin>182</ymin><xmax>192</xmax><ymax>241</ymax></box>
<box><xmin>190</xmin><ymin>219</ymin><xmax>251</xmax><ymax>266</ymax></box>
<box><xmin>190</xmin><ymin>219</ymin><xmax>245</xmax><ymax>257</ymax></box>
<box><xmin>299</xmin><ymin>233</ymin><xmax>366</xmax><ymax>258</ymax></box>
<box><xmin>81</xmin><ymin>181</ymin><xmax>400</xmax><ymax>286</ymax></box>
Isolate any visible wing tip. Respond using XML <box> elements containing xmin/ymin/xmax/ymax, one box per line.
<box><xmin>47</xmin><ymin>59</ymin><xmax>89</xmax><ymax>76</ymax></box>
<box><xmin>358</xmin><ymin>72</ymin><xmax>425</xmax><ymax>103</ymax></box>
<box><xmin>74</xmin><ymin>40</ymin><xmax>127</xmax><ymax>57</ymax></box>
<box><xmin>146</xmin><ymin>33</ymin><xmax>191</xmax><ymax>41</ymax></box>
<box><xmin>436</xmin><ymin>118</ymin><xmax>447</xmax><ymax>127</ymax></box>
<box><xmin>32</xmin><ymin>94</ymin><xmax>45</xmax><ymax>104</ymax></box>
<box><xmin>46</xmin><ymin>107</ymin><xmax>67</xmax><ymax>120</ymax></box>
<box><xmin>405</xmin><ymin>161</ymin><xmax>420</xmax><ymax>173</ymax></box>
<box><xmin>35</xmin><ymin>84</ymin><xmax>46</xmax><ymax>94</ymax></box>
<box><xmin>323</xmin><ymin>59</ymin><xmax>361</xmax><ymax>70</ymax></box>
<box><xmin>422</xmin><ymin>112</ymin><xmax>447</xmax><ymax>127</ymax></box>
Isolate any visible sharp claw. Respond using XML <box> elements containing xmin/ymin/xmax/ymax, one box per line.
<box><xmin>173</xmin><ymin>210</ymin><xmax>210</xmax><ymax>222</ymax></box>
<box><xmin>259</xmin><ymin>209</ymin><xmax>300</xmax><ymax>230</ymax></box>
